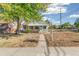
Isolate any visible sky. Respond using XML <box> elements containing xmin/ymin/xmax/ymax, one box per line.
<box><xmin>42</xmin><ymin>3</ymin><xmax>79</xmax><ymax>25</ymax></box>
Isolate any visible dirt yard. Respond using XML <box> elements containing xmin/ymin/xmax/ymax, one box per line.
<box><xmin>0</xmin><ymin>33</ymin><xmax>39</xmax><ymax>47</ymax></box>
<box><xmin>45</xmin><ymin>32</ymin><xmax>79</xmax><ymax>47</ymax></box>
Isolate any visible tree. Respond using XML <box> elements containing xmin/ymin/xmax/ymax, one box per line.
<box><xmin>45</xmin><ymin>20</ymin><xmax>52</xmax><ymax>24</ymax></box>
<box><xmin>62</xmin><ymin>22</ymin><xmax>71</xmax><ymax>29</ymax></box>
<box><xmin>74</xmin><ymin>18</ymin><xmax>79</xmax><ymax>30</ymax></box>
<box><xmin>0</xmin><ymin>3</ymin><xmax>48</xmax><ymax>34</ymax></box>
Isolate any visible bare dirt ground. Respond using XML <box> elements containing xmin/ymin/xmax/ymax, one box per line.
<box><xmin>45</xmin><ymin>32</ymin><xmax>79</xmax><ymax>47</ymax></box>
<box><xmin>0</xmin><ymin>33</ymin><xmax>39</xmax><ymax>47</ymax></box>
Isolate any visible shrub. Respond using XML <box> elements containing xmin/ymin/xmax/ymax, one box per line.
<box><xmin>26</xmin><ymin>28</ymin><xmax>31</xmax><ymax>33</ymax></box>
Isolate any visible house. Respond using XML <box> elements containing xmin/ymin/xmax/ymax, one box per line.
<box><xmin>27</xmin><ymin>21</ymin><xmax>49</xmax><ymax>32</ymax></box>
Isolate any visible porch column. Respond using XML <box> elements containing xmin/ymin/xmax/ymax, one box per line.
<box><xmin>33</xmin><ymin>26</ymin><xmax>35</xmax><ymax>30</ymax></box>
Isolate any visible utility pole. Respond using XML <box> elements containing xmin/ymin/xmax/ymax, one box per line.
<box><xmin>60</xmin><ymin>7</ymin><xmax>62</xmax><ymax>30</ymax></box>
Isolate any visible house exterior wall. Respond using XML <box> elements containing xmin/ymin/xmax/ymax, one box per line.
<box><xmin>28</xmin><ymin>25</ymin><xmax>48</xmax><ymax>32</ymax></box>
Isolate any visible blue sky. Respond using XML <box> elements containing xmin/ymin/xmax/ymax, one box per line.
<box><xmin>42</xmin><ymin>3</ymin><xmax>79</xmax><ymax>25</ymax></box>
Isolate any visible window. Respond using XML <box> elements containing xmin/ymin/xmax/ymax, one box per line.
<box><xmin>29</xmin><ymin>26</ymin><xmax>33</xmax><ymax>29</ymax></box>
<box><xmin>43</xmin><ymin>26</ymin><xmax>46</xmax><ymax>29</ymax></box>
<box><xmin>35</xmin><ymin>26</ymin><xmax>39</xmax><ymax>29</ymax></box>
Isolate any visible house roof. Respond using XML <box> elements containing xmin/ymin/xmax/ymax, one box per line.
<box><xmin>28</xmin><ymin>21</ymin><xmax>48</xmax><ymax>26</ymax></box>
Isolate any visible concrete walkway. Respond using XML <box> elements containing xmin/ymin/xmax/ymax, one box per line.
<box><xmin>37</xmin><ymin>34</ymin><xmax>49</xmax><ymax>56</ymax></box>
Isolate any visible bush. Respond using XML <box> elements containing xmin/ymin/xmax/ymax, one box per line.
<box><xmin>26</xmin><ymin>28</ymin><xmax>32</xmax><ymax>33</ymax></box>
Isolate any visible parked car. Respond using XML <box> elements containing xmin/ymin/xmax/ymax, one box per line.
<box><xmin>0</xmin><ymin>23</ymin><xmax>9</xmax><ymax>33</ymax></box>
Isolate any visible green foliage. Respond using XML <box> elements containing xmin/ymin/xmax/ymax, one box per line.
<box><xmin>45</xmin><ymin>20</ymin><xmax>51</xmax><ymax>24</ymax></box>
<box><xmin>26</xmin><ymin>28</ymin><xmax>32</xmax><ymax>33</ymax></box>
<box><xmin>74</xmin><ymin>18</ymin><xmax>79</xmax><ymax>29</ymax></box>
<box><xmin>0</xmin><ymin>3</ymin><xmax>47</xmax><ymax>22</ymax></box>
<box><xmin>48</xmin><ymin>25</ymin><xmax>53</xmax><ymax>29</ymax></box>
<box><xmin>62</xmin><ymin>22</ymin><xmax>71</xmax><ymax>29</ymax></box>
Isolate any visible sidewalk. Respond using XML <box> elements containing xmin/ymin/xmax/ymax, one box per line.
<box><xmin>0</xmin><ymin>47</ymin><xmax>79</xmax><ymax>56</ymax></box>
<box><xmin>49</xmin><ymin>47</ymin><xmax>79</xmax><ymax>56</ymax></box>
<box><xmin>0</xmin><ymin>47</ymin><xmax>45</xmax><ymax>56</ymax></box>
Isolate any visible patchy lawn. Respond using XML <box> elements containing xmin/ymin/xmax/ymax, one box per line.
<box><xmin>45</xmin><ymin>32</ymin><xmax>79</xmax><ymax>47</ymax></box>
<box><xmin>0</xmin><ymin>33</ymin><xmax>39</xmax><ymax>47</ymax></box>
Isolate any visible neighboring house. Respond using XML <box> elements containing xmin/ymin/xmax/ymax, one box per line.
<box><xmin>27</xmin><ymin>21</ymin><xmax>49</xmax><ymax>32</ymax></box>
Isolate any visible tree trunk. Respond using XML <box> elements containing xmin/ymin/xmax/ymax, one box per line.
<box><xmin>15</xmin><ymin>17</ymin><xmax>20</xmax><ymax>34</ymax></box>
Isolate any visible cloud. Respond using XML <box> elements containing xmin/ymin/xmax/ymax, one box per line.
<box><xmin>46</xmin><ymin>6</ymin><xmax>67</xmax><ymax>14</ymax></box>
<box><xmin>52</xmin><ymin>20</ymin><xmax>60</xmax><ymax>25</ymax></box>
<box><xmin>49</xmin><ymin>3</ymin><xmax>70</xmax><ymax>7</ymax></box>
<box><xmin>42</xmin><ymin>16</ymin><xmax>52</xmax><ymax>20</ymax></box>
<box><xmin>42</xmin><ymin>7</ymin><xmax>67</xmax><ymax>15</ymax></box>
<box><xmin>69</xmin><ymin>14</ymin><xmax>79</xmax><ymax>18</ymax></box>
<box><xmin>42</xmin><ymin>16</ymin><xmax>60</xmax><ymax>25</ymax></box>
<box><xmin>41</xmin><ymin>12</ymin><xmax>52</xmax><ymax>15</ymax></box>
<box><xmin>60</xmin><ymin>3</ymin><xmax>71</xmax><ymax>5</ymax></box>
<box><xmin>42</xmin><ymin>17</ymin><xmax>48</xmax><ymax>21</ymax></box>
<box><xmin>42</xmin><ymin>3</ymin><xmax>67</xmax><ymax>15</ymax></box>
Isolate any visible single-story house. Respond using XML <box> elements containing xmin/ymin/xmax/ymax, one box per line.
<box><xmin>27</xmin><ymin>21</ymin><xmax>49</xmax><ymax>32</ymax></box>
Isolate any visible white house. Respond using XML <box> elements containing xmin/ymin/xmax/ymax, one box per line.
<box><xmin>27</xmin><ymin>21</ymin><xmax>49</xmax><ymax>32</ymax></box>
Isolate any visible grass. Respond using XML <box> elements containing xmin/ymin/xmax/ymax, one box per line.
<box><xmin>0</xmin><ymin>33</ymin><xmax>39</xmax><ymax>47</ymax></box>
<box><xmin>45</xmin><ymin>31</ymin><xmax>79</xmax><ymax>47</ymax></box>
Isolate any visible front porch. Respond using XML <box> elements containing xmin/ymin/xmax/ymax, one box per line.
<box><xmin>27</xmin><ymin>22</ymin><xmax>49</xmax><ymax>32</ymax></box>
